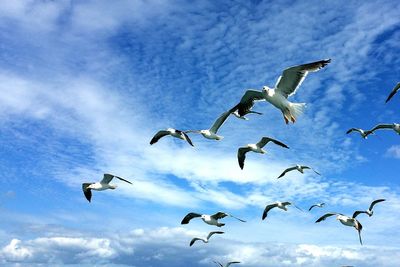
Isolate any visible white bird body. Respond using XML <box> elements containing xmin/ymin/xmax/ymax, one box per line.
<box><xmin>199</xmin><ymin>130</ymin><xmax>223</xmax><ymax>140</ymax></box>
<box><xmin>88</xmin><ymin>182</ymin><xmax>117</xmax><ymax>191</ymax></box>
<box><xmin>201</xmin><ymin>215</ymin><xmax>220</xmax><ymax>226</ymax></box>
<box><xmin>248</xmin><ymin>143</ymin><xmax>265</xmax><ymax>153</ymax></box>
<box><xmin>167</xmin><ymin>128</ymin><xmax>186</xmax><ymax>140</ymax></box>
<box><xmin>276</xmin><ymin>201</ymin><xmax>288</xmax><ymax>211</ymax></box>
<box><xmin>337</xmin><ymin>215</ymin><xmax>356</xmax><ymax>227</ymax></box>
<box><xmin>186</xmin><ymin>110</ymin><xmax>232</xmax><ymax>140</ymax></box>
<box><xmin>295</xmin><ymin>164</ymin><xmax>304</xmax><ymax>173</ymax></box>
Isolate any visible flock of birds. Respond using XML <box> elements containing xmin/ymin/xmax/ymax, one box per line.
<box><xmin>80</xmin><ymin>59</ymin><xmax>400</xmax><ymax>266</ymax></box>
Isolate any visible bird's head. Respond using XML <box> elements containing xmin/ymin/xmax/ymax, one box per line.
<box><xmin>201</xmin><ymin>215</ymin><xmax>206</xmax><ymax>220</ymax></box>
<box><xmin>262</xmin><ymin>85</ymin><xmax>271</xmax><ymax>92</ymax></box>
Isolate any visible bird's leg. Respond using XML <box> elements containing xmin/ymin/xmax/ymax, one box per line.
<box><xmin>290</xmin><ymin>114</ymin><xmax>296</xmax><ymax>123</ymax></box>
<box><xmin>283</xmin><ymin>113</ymin><xmax>289</xmax><ymax>124</ymax></box>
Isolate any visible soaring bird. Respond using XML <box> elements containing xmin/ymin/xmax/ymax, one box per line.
<box><xmin>385</xmin><ymin>82</ymin><xmax>400</xmax><ymax>103</ymax></box>
<box><xmin>277</xmin><ymin>164</ymin><xmax>320</xmax><ymax>179</ymax></box>
<box><xmin>236</xmin><ymin>59</ymin><xmax>331</xmax><ymax>124</ymax></box>
<box><xmin>150</xmin><ymin>128</ymin><xmax>194</xmax><ymax>146</ymax></box>
<box><xmin>181</xmin><ymin>212</ymin><xmax>246</xmax><ymax>227</ymax></box>
<box><xmin>352</xmin><ymin>199</ymin><xmax>385</xmax><ymax>218</ymax></box>
<box><xmin>213</xmin><ymin>261</ymin><xmax>241</xmax><ymax>267</ymax></box>
<box><xmin>262</xmin><ymin>201</ymin><xmax>302</xmax><ymax>220</ymax></box>
<box><xmin>346</xmin><ymin>128</ymin><xmax>373</xmax><ymax>139</ymax></box>
<box><xmin>308</xmin><ymin>202</ymin><xmax>325</xmax><ymax>211</ymax></box>
<box><xmin>237</xmin><ymin>137</ymin><xmax>289</xmax><ymax>169</ymax></box>
<box><xmin>185</xmin><ymin>110</ymin><xmax>232</xmax><ymax>140</ymax></box>
<box><xmin>315</xmin><ymin>213</ymin><xmax>363</xmax><ymax>245</ymax></box>
<box><xmin>369</xmin><ymin>123</ymin><xmax>400</xmax><ymax>135</ymax></box>
<box><xmin>189</xmin><ymin>231</ymin><xmax>224</xmax><ymax>246</ymax></box>
<box><xmin>82</xmin><ymin>173</ymin><xmax>132</xmax><ymax>202</ymax></box>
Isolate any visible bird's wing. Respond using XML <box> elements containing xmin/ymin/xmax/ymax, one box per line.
<box><xmin>213</xmin><ymin>261</ymin><xmax>224</xmax><ymax>267</ymax></box>
<box><xmin>370</xmin><ymin>124</ymin><xmax>394</xmax><ymax>132</ymax></box>
<box><xmin>355</xmin><ymin>220</ymin><xmax>363</xmax><ymax>245</ymax></box>
<box><xmin>226</xmin><ymin>262</ymin><xmax>241</xmax><ymax>267</ymax></box>
<box><xmin>227</xmin><ymin>214</ymin><xmax>246</xmax><ymax>222</ymax></box>
<box><xmin>256</xmin><ymin>137</ymin><xmax>289</xmax><ymax>149</ymax></box>
<box><xmin>369</xmin><ymin>199</ymin><xmax>386</xmax><ymax>211</ymax></box>
<box><xmin>262</xmin><ymin>203</ymin><xmax>279</xmax><ymax>220</ymax></box>
<box><xmin>346</xmin><ymin>128</ymin><xmax>361</xmax><ymax>134</ymax></box>
<box><xmin>301</xmin><ymin>166</ymin><xmax>320</xmax><ymax>175</ymax></box>
<box><xmin>189</xmin><ymin>238</ymin><xmax>203</xmax><ymax>246</ymax></box>
<box><xmin>275</xmin><ymin>59</ymin><xmax>331</xmax><ymax>98</ymax></box>
<box><xmin>150</xmin><ymin>130</ymin><xmax>170</xmax><ymax>145</ymax></box>
<box><xmin>352</xmin><ymin>210</ymin><xmax>367</xmax><ymax>218</ymax></box>
<box><xmin>82</xmin><ymin>183</ymin><xmax>92</xmax><ymax>202</ymax></box>
<box><xmin>315</xmin><ymin>212</ymin><xmax>340</xmax><ymax>223</ymax></box>
<box><xmin>210</xmin><ymin>110</ymin><xmax>233</xmax><ymax>134</ymax></box>
<box><xmin>181</xmin><ymin>212</ymin><xmax>202</xmax><ymax>224</ymax></box>
<box><xmin>181</xmin><ymin>131</ymin><xmax>194</xmax><ymax>146</ymax></box>
<box><xmin>285</xmin><ymin>202</ymin><xmax>303</xmax><ymax>211</ymax></box>
<box><xmin>207</xmin><ymin>231</ymin><xmax>224</xmax><ymax>240</ymax></box>
<box><xmin>114</xmin><ymin>175</ymin><xmax>133</xmax><ymax>185</ymax></box>
<box><xmin>235</xmin><ymin>90</ymin><xmax>265</xmax><ymax>116</ymax></box>
<box><xmin>308</xmin><ymin>205</ymin><xmax>317</xmax><ymax>211</ymax></box>
<box><xmin>100</xmin><ymin>173</ymin><xmax>115</xmax><ymax>184</ymax></box>
<box><xmin>211</xmin><ymin>212</ymin><xmax>228</xmax><ymax>220</ymax></box>
<box><xmin>237</xmin><ymin>147</ymin><xmax>251</xmax><ymax>170</ymax></box>
<box><xmin>386</xmin><ymin>82</ymin><xmax>400</xmax><ymax>103</ymax></box>
<box><xmin>248</xmin><ymin>110</ymin><xmax>263</xmax><ymax>115</ymax></box>
<box><xmin>277</xmin><ymin>166</ymin><xmax>297</xmax><ymax>179</ymax></box>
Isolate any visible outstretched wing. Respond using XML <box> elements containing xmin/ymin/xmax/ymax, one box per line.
<box><xmin>112</xmin><ymin>175</ymin><xmax>133</xmax><ymax>185</ymax></box>
<box><xmin>369</xmin><ymin>199</ymin><xmax>385</xmax><ymax>211</ymax></box>
<box><xmin>277</xmin><ymin>166</ymin><xmax>297</xmax><ymax>179</ymax></box>
<box><xmin>211</xmin><ymin>212</ymin><xmax>228</xmax><ymax>220</ymax></box>
<box><xmin>275</xmin><ymin>59</ymin><xmax>331</xmax><ymax>98</ymax></box>
<box><xmin>386</xmin><ymin>82</ymin><xmax>400</xmax><ymax>103</ymax></box>
<box><xmin>227</xmin><ymin>262</ymin><xmax>241</xmax><ymax>267</ymax></box>
<box><xmin>256</xmin><ymin>137</ymin><xmax>289</xmax><ymax>149</ymax></box>
<box><xmin>213</xmin><ymin>261</ymin><xmax>224</xmax><ymax>267</ymax></box>
<box><xmin>210</xmin><ymin>110</ymin><xmax>233</xmax><ymax>134</ymax></box>
<box><xmin>237</xmin><ymin>147</ymin><xmax>251</xmax><ymax>170</ymax></box>
<box><xmin>301</xmin><ymin>166</ymin><xmax>320</xmax><ymax>175</ymax></box>
<box><xmin>370</xmin><ymin>124</ymin><xmax>394</xmax><ymax>132</ymax></box>
<box><xmin>150</xmin><ymin>130</ymin><xmax>170</xmax><ymax>145</ymax></box>
<box><xmin>352</xmin><ymin>210</ymin><xmax>368</xmax><ymax>218</ymax></box>
<box><xmin>346</xmin><ymin>128</ymin><xmax>362</xmax><ymax>134</ymax></box>
<box><xmin>181</xmin><ymin>131</ymin><xmax>194</xmax><ymax>146</ymax></box>
<box><xmin>189</xmin><ymin>238</ymin><xmax>203</xmax><ymax>247</ymax></box>
<box><xmin>315</xmin><ymin>212</ymin><xmax>340</xmax><ymax>223</ymax></box>
<box><xmin>82</xmin><ymin>183</ymin><xmax>92</xmax><ymax>202</ymax></box>
<box><xmin>308</xmin><ymin>204</ymin><xmax>318</xmax><ymax>211</ymax></box>
<box><xmin>233</xmin><ymin>90</ymin><xmax>265</xmax><ymax>116</ymax></box>
<box><xmin>355</xmin><ymin>220</ymin><xmax>363</xmax><ymax>245</ymax></box>
<box><xmin>181</xmin><ymin>212</ymin><xmax>202</xmax><ymax>224</ymax></box>
<box><xmin>262</xmin><ymin>203</ymin><xmax>279</xmax><ymax>220</ymax></box>
<box><xmin>101</xmin><ymin>173</ymin><xmax>115</xmax><ymax>184</ymax></box>
<box><xmin>207</xmin><ymin>231</ymin><xmax>225</xmax><ymax>240</ymax></box>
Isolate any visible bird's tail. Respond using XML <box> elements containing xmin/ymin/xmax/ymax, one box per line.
<box><xmin>288</xmin><ymin>102</ymin><xmax>306</xmax><ymax>123</ymax></box>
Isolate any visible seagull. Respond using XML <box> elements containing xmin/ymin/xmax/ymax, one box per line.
<box><xmin>237</xmin><ymin>137</ymin><xmax>289</xmax><ymax>170</ymax></box>
<box><xmin>346</xmin><ymin>128</ymin><xmax>373</xmax><ymax>139</ymax></box>
<box><xmin>213</xmin><ymin>261</ymin><xmax>241</xmax><ymax>267</ymax></box>
<box><xmin>181</xmin><ymin>212</ymin><xmax>246</xmax><ymax>227</ymax></box>
<box><xmin>385</xmin><ymin>82</ymin><xmax>400</xmax><ymax>103</ymax></box>
<box><xmin>277</xmin><ymin>164</ymin><xmax>320</xmax><ymax>179</ymax></box>
<box><xmin>236</xmin><ymin>59</ymin><xmax>331</xmax><ymax>124</ymax></box>
<box><xmin>189</xmin><ymin>231</ymin><xmax>224</xmax><ymax>246</ymax></box>
<box><xmin>352</xmin><ymin>199</ymin><xmax>385</xmax><ymax>218</ymax></box>
<box><xmin>185</xmin><ymin>110</ymin><xmax>232</xmax><ymax>140</ymax></box>
<box><xmin>369</xmin><ymin>123</ymin><xmax>400</xmax><ymax>135</ymax></box>
<box><xmin>150</xmin><ymin>128</ymin><xmax>194</xmax><ymax>146</ymax></box>
<box><xmin>315</xmin><ymin>212</ymin><xmax>363</xmax><ymax>245</ymax></box>
<box><xmin>82</xmin><ymin>173</ymin><xmax>132</xmax><ymax>202</ymax></box>
<box><xmin>262</xmin><ymin>201</ymin><xmax>302</xmax><ymax>220</ymax></box>
<box><xmin>308</xmin><ymin>202</ymin><xmax>325</xmax><ymax>211</ymax></box>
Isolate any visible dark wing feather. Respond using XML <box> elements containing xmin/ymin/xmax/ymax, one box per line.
<box><xmin>82</xmin><ymin>183</ymin><xmax>92</xmax><ymax>202</ymax></box>
<box><xmin>181</xmin><ymin>212</ymin><xmax>202</xmax><ymax>224</ymax></box>
<box><xmin>262</xmin><ymin>204</ymin><xmax>279</xmax><ymax>220</ymax></box>
<box><xmin>369</xmin><ymin>199</ymin><xmax>385</xmax><ymax>211</ymax></box>
<box><xmin>352</xmin><ymin>210</ymin><xmax>367</xmax><ymax>218</ymax></box>
<box><xmin>308</xmin><ymin>205</ymin><xmax>317</xmax><ymax>211</ymax></box>
<box><xmin>235</xmin><ymin>90</ymin><xmax>265</xmax><ymax>116</ymax></box>
<box><xmin>277</xmin><ymin>166</ymin><xmax>297</xmax><ymax>179</ymax></box>
<box><xmin>189</xmin><ymin>238</ymin><xmax>202</xmax><ymax>246</ymax></box>
<box><xmin>256</xmin><ymin>137</ymin><xmax>289</xmax><ymax>149</ymax></box>
<box><xmin>370</xmin><ymin>124</ymin><xmax>394</xmax><ymax>133</ymax></box>
<box><xmin>211</xmin><ymin>212</ymin><xmax>228</xmax><ymax>220</ymax></box>
<box><xmin>227</xmin><ymin>262</ymin><xmax>241</xmax><ymax>267</ymax></box>
<box><xmin>346</xmin><ymin>128</ymin><xmax>360</xmax><ymax>134</ymax></box>
<box><xmin>207</xmin><ymin>231</ymin><xmax>224</xmax><ymax>240</ymax></box>
<box><xmin>385</xmin><ymin>82</ymin><xmax>400</xmax><ymax>103</ymax></box>
<box><xmin>150</xmin><ymin>130</ymin><xmax>170</xmax><ymax>145</ymax></box>
<box><xmin>315</xmin><ymin>212</ymin><xmax>339</xmax><ymax>223</ymax></box>
<box><xmin>237</xmin><ymin>147</ymin><xmax>251</xmax><ymax>170</ymax></box>
<box><xmin>114</xmin><ymin>175</ymin><xmax>133</xmax><ymax>184</ymax></box>
<box><xmin>182</xmin><ymin>132</ymin><xmax>194</xmax><ymax>146</ymax></box>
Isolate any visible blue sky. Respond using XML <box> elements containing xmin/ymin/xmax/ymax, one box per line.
<box><xmin>0</xmin><ymin>0</ymin><xmax>400</xmax><ymax>266</ymax></box>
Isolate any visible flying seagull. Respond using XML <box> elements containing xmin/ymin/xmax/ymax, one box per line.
<box><xmin>236</xmin><ymin>59</ymin><xmax>331</xmax><ymax>124</ymax></box>
<box><xmin>237</xmin><ymin>137</ymin><xmax>289</xmax><ymax>170</ymax></box>
<box><xmin>346</xmin><ymin>128</ymin><xmax>373</xmax><ymax>139</ymax></box>
<box><xmin>213</xmin><ymin>261</ymin><xmax>241</xmax><ymax>267</ymax></box>
<box><xmin>262</xmin><ymin>201</ymin><xmax>302</xmax><ymax>220</ymax></box>
<box><xmin>308</xmin><ymin>202</ymin><xmax>325</xmax><ymax>211</ymax></box>
<box><xmin>150</xmin><ymin>128</ymin><xmax>194</xmax><ymax>146</ymax></box>
<box><xmin>277</xmin><ymin>164</ymin><xmax>320</xmax><ymax>179</ymax></box>
<box><xmin>315</xmin><ymin>212</ymin><xmax>363</xmax><ymax>245</ymax></box>
<box><xmin>181</xmin><ymin>212</ymin><xmax>246</xmax><ymax>227</ymax></box>
<box><xmin>369</xmin><ymin>123</ymin><xmax>400</xmax><ymax>135</ymax></box>
<box><xmin>82</xmin><ymin>173</ymin><xmax>132</xmax><ymax>202</ymax></box>
<box><xmin>352</xmin><ymin>199</ymin><xmax>385</xmax><ymax>218</ymax></box>
<box><xmin>385</xmin><ymin>82</ymin><xmax>400</xmax><ymax>103</ymax></box>
<box><xmin>185</xmin><ymin>110</ymin><xmax>232</xmax><ymax>140</ymax></box>
<box><xmin>189</xmin><ymin>231</ymin><xmax>224</xmax><ymax>246</ymax></box>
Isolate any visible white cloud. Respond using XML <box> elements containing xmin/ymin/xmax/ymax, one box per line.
<box><xmin>386</xmin><ymin>145</ymin><xmax>400</xmax><ymax>159</ymax></box>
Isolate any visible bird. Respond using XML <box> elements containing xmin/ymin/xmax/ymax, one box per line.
<box><xmin>277</xmin><ymin>164</ymin><xmax>320</xmax><ymax>179</ymax></box>
<box><xmin>262</xmin><ymin>201</ymin><xmax>302</xmax><ymax>220</ymax></box>
<box><xmin>369</xmin><ymin>123</ymin><xmax>400</xmax><ymax>135</ymax></box>
<box><xmin>150</xmin><ymin>128</ymin><xmax>194</xmax><ymax>146</ymax></box>
<box><xmin>185</xmin><ymin>110</ymin><xmax>232</xmax><ymax>140</ymax></box>
<box><xmin>189</xmin><ymin>231</ymin><xmax>224</xmax><ymax>246</ymax></box>
<box><xmin>230</xmin><ymin>92</ymin><xmax>265</xmax><ymax>120</ymax></box>
<box><xmin>308</xmin><ymin>202</ymin><xmax>325</xmax><ymax>211</ymax></box>
<box><xmin>346</xmin><ymin>128</ymin><xmax>373</xmax><ymax>139</ymax></box>
<box><xmin>237</xmin><ymin>137</ymin><xmax>289</xmax><ymax>169</ymax></box>
<box><xmin>213</xmin><ymin>261</ymin><xmax>241</xmax><ymax>267</ymax></box>
<box><xmin>82</xmin><ymin>173</ymin><xmax>132</xmax><ymax>202</ymax></box>
<box><xmin>236</xmin><ymin>59</ymin><xmax>331</xmax><ymax>124</ymax></box>
<box><xmin>181</xmin><ymin>212</ymin><xmax>246</xmax><ymax>227</ymax></box>
<box><xmin>315</xmin><ymin>213</ymin><xmax>363</xmax><ymax>245</ymax></box>
<box><xmin>385</xmin><ymin>82</ymin><xmax>400</xmax><ymax>103</ymax></box>
<box><xmin>352</xmin><ymin>199</ymin><xmax>385</xmax><ymax>218</ymax></box>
